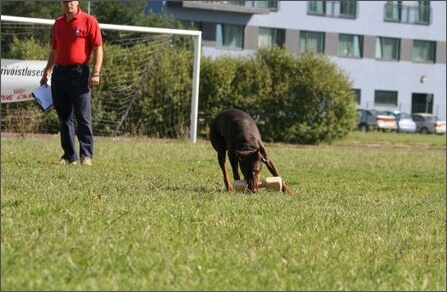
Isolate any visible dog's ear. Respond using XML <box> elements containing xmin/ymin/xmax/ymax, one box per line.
<box><xmin>259</xmin><ymin>146</ymin><xmax>269</xmax><ymax>163</ymax></box>
<box><xmin>256</xmin><ymin>148</ymin><xmax>267</xmax><ymax>163</ymax></box>
<box><xmin>235</xmin><ymin>150</ymin><xmax>245</xmax><ymax>162</ymax></box>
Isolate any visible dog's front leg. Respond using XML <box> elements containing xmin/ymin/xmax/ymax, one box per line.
<box><xmin>263</xmin><ymin>156</ymin><xmax>281</xmax><ymax>177</ymax></box>
<box><xmin>266</xmin><ymin>160</ymin><xmax>292</xmax><ymax>195</ymax></box>
<box><xmin>218</xmin><ymin>151</ymin><xmax>233</xmax><ymax>191</ymax></box>
<box><xmin>281</xmin><ymin>181</ymin><xmax>292</xmax><ymax>195</ymax></box>
<box><xmin>262</xmin><ymin>155</ymin><xmax>293</xmax><ymax>195</ymax></box>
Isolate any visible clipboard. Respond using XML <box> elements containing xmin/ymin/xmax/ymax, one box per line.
<box><xmin>32</xmin><ymin>85</ymin><xmax>53</xmax><ymax>112</ymax></box>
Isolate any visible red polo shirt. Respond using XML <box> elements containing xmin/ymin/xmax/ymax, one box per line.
<box><xmin>52</xmin><ymin>7</ymin><xmax>102</xmax><ymax>65</ymax></box>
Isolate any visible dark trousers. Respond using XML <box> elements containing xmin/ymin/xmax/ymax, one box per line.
<box><xmin>51</xmin><ymin>64</ymin><xmax>93</xmax><ymax>162</ymax></box>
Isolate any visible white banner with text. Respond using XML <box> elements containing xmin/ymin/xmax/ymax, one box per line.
<box><xmin>1</xmin><ymin>59</ymin><xmax>47</xmax><ymax>104</ymax></box>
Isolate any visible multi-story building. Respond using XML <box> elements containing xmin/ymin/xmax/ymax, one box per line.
<box><xmin>148</xmin><ymin>1</ymin><xmax>446</xmax><ymax>120</ymax></box>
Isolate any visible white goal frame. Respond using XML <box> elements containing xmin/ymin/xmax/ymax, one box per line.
<box><xmin>1</xmin><ymin>15</ymin><xmax>202</xmax><ymax>143</ymax></box>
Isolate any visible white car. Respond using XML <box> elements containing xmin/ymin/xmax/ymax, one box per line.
<box><xmin>376</xmin><ymin>111</ymin><xmax>398</xmax><ymax>132</ymax></box>
<box><xmin>382</xmin><ymin>111</ymin><xmax>417</xmax><ymax>133</ymax></box>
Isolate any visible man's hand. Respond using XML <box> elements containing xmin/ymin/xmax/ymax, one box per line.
<box><xmin>89</xmin><ymin>75</ymin><xmax>100</xmax><ymax>88</ymax></box>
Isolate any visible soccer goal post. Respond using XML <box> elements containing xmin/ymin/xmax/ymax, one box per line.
<box><xmin>1</xmin><ymin>15</ymin><xmax>202</xmax><ymax>143</ymax></box>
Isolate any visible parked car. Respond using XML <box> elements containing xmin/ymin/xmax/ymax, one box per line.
<box><xmin>382</xmin><ymin>111</ymin><xmax>417</xmax><ymax>133</ymax></box>
<box><xmin>376</xmin><ymin>111</ymin><xmax>398</xmax><ymax>132</ymax></box>
<box><xmin>357</xmin><ymin>109</ymin><xmax>398</xmax><ymax>132</ymax></box>
<box><xmin>411</xmin><ymin>113</ymin><xmax>446</xmax><ymax>135</ymax></box>
<box><xmin>357</xmin><ymin>109</ymin><xmax>375</xmax><ymax>132</ymax></box>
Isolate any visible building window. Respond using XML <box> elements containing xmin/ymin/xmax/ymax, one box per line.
<box><xmin>338</xmin><ymin>34</ymin><xmax>362</xmax><ymax>58</ymax></box>
<box><xmin>415</xmin><ymin>1</ymin><xmax>430</xmax><ymax>24</ymax></box>
<box><xmin>375</xmin><ymin>90</ymin><xmax>398</xmax><ymax>106</ymax></box>
<box><xmin>375</xmin><ymin>37</ymin><xmax>400</xmax><ymax>61</ymax></box>
<box><xmin>353</xmin><ymin>89</ymin><xmax>361</xmax><ymax>105</ymax></box>
<box><xmin>216</xmin><ymin>24</ymin><xmax>244</xmax><ymax>49</ymax></box>
<box><xmin>384</xmin><ymin>1</ymin><xmax>402</xmax><ymax>22</ymax></box>
<box><xmin>308</xmin><ymin>1</ymin><xmax>357</xmax><ymax>19</ymax></box>
<box><xmin>384</xmin><ymin>1</ymin><xmax>431</xmax><ymax>24</ymax></box>
<box><xmin>300</xmin><ymin>31</ymin><xmax>325</xmax><ymax>54</ymax></box>
<box><xmin>258</xmin><ymin>27</ymin><xmax>285</xmax><ymax>48</ymax></box>
<box><xmin>412</xmin><ymin>40</ymin><xmax>435</xmax><ymax>63</ymax></box>
<box><xmin>253</xmin><ymin>1</ymin><xmax>279</xmax><ymax>11</ymax></box>
<box><xmin>339</xmin><ymin>1</ymin><xmax>357</xmax><ymax>18</ymax></box>
<box><xmin>308</xmin><ymin>1</ymin><xmax>326</xmax><ymax>15</ymax></box>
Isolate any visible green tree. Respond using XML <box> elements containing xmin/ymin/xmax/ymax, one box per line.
<box><xmin>1</xmin><ymin>1</ymin><xmax>61</xmax><ymax>19</ymax></box>
<box><xmin>1</xmin><ymin>1</ymin><xmax>184</xmax><ymax>55</ymax></box>
<box><xmin>248</xmin><ymin>47</ymin><xmax>357</xmax><ymax>144</ymax></box>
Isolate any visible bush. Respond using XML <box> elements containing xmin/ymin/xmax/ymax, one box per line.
<box><xmin>199</xmin><ymin>47</ymin><xmax>357</xmax><ymax>144</ymax></box>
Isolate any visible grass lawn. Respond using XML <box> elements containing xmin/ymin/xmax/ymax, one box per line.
<box><xmin>1</xmin><ymin>131</ymin><xmax>445</xmax><ymax>290</ymax></box>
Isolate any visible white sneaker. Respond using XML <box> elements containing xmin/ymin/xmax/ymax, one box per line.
<box><xmin>81</xmin><ymin>156</ymin><xmax>92</xmax><ymax>166</ymax></box>
<box><xmin>57</xmin><ymin>158</ymin><xmax>77</xmax><ymax>165</ymax></box>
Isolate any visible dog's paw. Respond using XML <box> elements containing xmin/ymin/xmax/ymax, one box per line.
<box><xmin>282</xmin><ymin>182</ymin><xmax>292</xmax><ymax>195</ymax></box>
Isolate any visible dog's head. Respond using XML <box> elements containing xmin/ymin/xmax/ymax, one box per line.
<box><xmin>235</xmin><ymin>148</ymin><xmax>264</xmax><ymax>193</ymax></box>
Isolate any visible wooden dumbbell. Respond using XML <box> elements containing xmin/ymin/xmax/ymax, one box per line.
<box><xmin>233</xmin><ymin>176</ymin><xmax>283</xmax><ymax>192</ymax></box>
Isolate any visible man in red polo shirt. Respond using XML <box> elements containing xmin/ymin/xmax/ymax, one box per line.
<box><xmin>40</xmin><ymin>1</ymin><xmax>103</xmax><ymax>166</ymax></box>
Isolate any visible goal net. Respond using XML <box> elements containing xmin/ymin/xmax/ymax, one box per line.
<box><xmin>1</xmin><ymin>15</ymin><xmax>202</xmax><ymax>142</ymax></box>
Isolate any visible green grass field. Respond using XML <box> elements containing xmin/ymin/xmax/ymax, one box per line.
<box><xmin>1</xmin><ymin>132</ymin><xmax>445</xmax><ymax>291</ymax></box>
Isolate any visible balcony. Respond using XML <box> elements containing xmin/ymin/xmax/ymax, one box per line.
<box><xmin>167</xmin><ymin>1</ymin><xmax>271</xmax><ymax>15</ymax></box>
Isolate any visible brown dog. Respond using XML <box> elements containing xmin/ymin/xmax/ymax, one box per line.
<box><xmin>209</xmin><ymin>109</ymin><xmax>292</xmax><ymax>194</ymax></box>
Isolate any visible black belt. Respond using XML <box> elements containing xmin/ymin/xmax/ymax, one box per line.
<box><xmin>55</xmin><ymin>63</ymin><xmax>87</xmax><ymax>69</ymax></box>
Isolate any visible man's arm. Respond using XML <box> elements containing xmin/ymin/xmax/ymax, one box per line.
<box><xmin>40</xmin><ymin>50</ymin><xmax>55</xmax><ymax>86</ymax></box>
<box><xmin>91</xmin><ymin>45</ymin><xmax>103</xmax><ymax>76</ymax></box>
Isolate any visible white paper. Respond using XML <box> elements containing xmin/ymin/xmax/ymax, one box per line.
<box><xmin>32</xmin><ymin>85</ymin><xmax>53</xmax><ymax>112</ymax></box>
